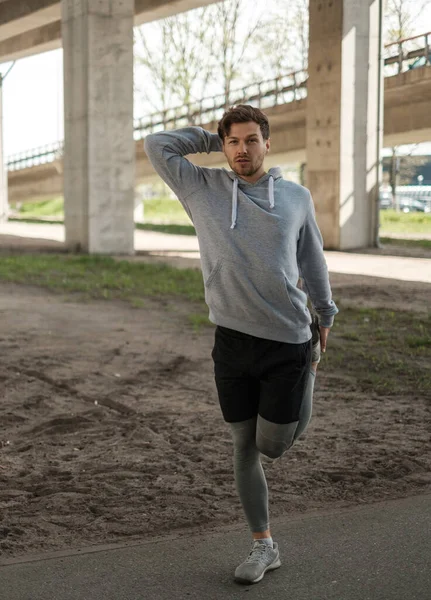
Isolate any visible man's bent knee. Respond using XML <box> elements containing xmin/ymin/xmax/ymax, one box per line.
<box><xmin>256</xmin><ymin>418</ymin><xmax>298</xmax><ymax>459</ymax></box>
<box><xmin>257</xmin><ymin>439</ymin><xmax>291</xmax><ymax>459</ymax></box>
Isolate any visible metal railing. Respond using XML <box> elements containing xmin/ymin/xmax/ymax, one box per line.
<box><xmin>6</xmin><ymin>141</ymin><xmax>64</xmax><ymax>172</ymax></box>
<box><xmin>132</xmin><ymin>69</ymin><xmax>308</xmax><ymax>142</ymax></box>
<box><xmin>383</xmin><ymin>31</ymin><xmax>431</xmax><ymax>75</ymax></box>
<box><xmin>6</xmin><ymin>32</ymin><xmax>431</xmax><ymax>172</ymax></box>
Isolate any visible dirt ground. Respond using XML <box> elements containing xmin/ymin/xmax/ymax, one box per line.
<box><xmin>1</xmin><ymin>271</ymin><xmax>430</xmax><ymax>559</ymax></box>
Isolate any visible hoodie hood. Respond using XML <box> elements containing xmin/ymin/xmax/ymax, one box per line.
<box><xmin>225</xmin><ymin>167</ymin><xmax>284</xmax><ymax>229</ymax></box>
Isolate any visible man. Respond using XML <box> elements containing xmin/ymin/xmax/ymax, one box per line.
<box><xmin>144</xmin><ymin>105</ymin><xmax>338</xmax><ymax>585</ymax></box>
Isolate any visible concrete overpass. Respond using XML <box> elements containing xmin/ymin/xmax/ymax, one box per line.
<box><xmin>0</xmin><ymin>1</ymin><xmax>424</xmax><ymax>251</ymax></box>
<box><xmin>7</xmin><ymin>63</ymin><xmax>431</xmax><ymax>197</ymax></box>
<box><xmin>0</xmin><ymin>0</ymin><xmax>221</xmax><ymax>63</ymax></box>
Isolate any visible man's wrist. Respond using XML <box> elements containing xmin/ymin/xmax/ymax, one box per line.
<box><xmin>319</xmin><ymin>315</ymin><xmax>334</xmax><ymax>328</ymax></box>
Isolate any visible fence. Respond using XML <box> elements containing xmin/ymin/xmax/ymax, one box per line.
<box><xmin>383</xmin><ymin>31</ymin><xmax>431</xmax><ymax>75</ymax></box>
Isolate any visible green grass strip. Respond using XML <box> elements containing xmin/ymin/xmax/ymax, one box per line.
<box><xmin>380</xmin><ymin>209</ymin><xmax>431</xmax><ymax>234</ymax></box>
<box><xmin>380</xmin><ymin>237</ymin><xmax>431</xmax><ymax>249</ymax></box>
<box><xmin>135</xmin><ymin>223</ymin><xmax>196</xmax><ymax>236</ymax></box>
<box><xmin>0</xmin><ymin>254</ymin><xmax>205</xmax><ymax>303</ymax></box>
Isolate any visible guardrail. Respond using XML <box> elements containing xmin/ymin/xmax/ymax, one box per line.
<box><xmin>132</xmin><ymin>69</ymin><xmax>308</xmax><ymax>142</ymax></box>
<box><xmin>6</xmin><ymin>141</ymin><xmax>64</xmax><ymax>172</ymax></box>
<box><xmin>383</xmin><ymin>31</ymin><xmax>430</xmax><ymax>75</ymax></box>
<box><xmin>6</xmin><ymin>32</ymin><xmax>431</xmax><ymax>172</ymax></box>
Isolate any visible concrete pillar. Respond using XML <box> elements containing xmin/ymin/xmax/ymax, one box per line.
<box><xmin>306</xmin><ymin>0</ymin><xmax>383</xmax><ymax>249</ymax></box>
<box><xmin>61</xmin><ymin>0</ymin><xmax>135</xmax><ymax>254</ymax></box>
<box><xmin>0</xmin><ymin>75</ymin><xmax>8</xmax><ymax>223</ymax></box>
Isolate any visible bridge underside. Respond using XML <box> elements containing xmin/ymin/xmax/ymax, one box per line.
<box><xmin>0</xmin><ymin>0</ymin><xmax>220</xmax><ymax>62</ymax></box>
<box><xmin>1</xmin><ymin>0</ymin><xmax>425</xmax><ymax>251</ymax></box>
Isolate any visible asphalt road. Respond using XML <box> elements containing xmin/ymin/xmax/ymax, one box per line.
<box><xmin>1</xmin><ymin>494</ymin><xmax>430</xmax><ymax>600</ymax></box>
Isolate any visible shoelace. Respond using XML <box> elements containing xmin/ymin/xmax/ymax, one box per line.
<box><xmin>244</xmin><ymin>543</ymin><xmax>271</xmax><ymax>563</ymax></box>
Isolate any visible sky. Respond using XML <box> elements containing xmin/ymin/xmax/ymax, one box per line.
<box><xmin>1</xmin><ymin>2</ymin><xmax>431</xmax><ymax>159</ymax></box>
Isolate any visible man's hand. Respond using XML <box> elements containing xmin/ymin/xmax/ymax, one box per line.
<box><xmin>320</xmin><ymin>326</ymin><xmax>330</xmax><ymax>353</ymax></box>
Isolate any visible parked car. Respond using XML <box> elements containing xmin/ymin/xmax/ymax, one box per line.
<box><xmin>398</xmin><ymin>197</ymin><xmax>430</xmax><ymax>213</ymax></box>
<box><xmin>416</xmin><ymin>196</ymin><xmax>431</xmax><ymax>213</ymax></box>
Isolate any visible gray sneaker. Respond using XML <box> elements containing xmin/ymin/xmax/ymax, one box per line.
<box><xmin>234</xmin><ymin>541</ymin><xmax>281</xmax><ymax>584</ymax></box>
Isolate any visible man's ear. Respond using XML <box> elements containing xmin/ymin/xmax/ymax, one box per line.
<box><xmin>266</xmin><ymin>139</ymin><xmax>271</xmax><ymax>153</ymax></box>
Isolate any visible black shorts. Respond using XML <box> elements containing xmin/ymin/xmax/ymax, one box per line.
<box><xmin>212</xmin><ymin>326</ymin><xmax>312</xmax><ymax>425</ymax></box>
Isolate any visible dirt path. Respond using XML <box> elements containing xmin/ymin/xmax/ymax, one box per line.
<box><xmin>1</xmin><ymin>273</ymin><xmax>430</xmax><ymax>558</ymax></box>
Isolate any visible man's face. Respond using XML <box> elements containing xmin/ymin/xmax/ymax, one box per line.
<box><xmin>223</xmin><ymin>121</ymin><xmax>270</xmax><ymax>182</ymax></box>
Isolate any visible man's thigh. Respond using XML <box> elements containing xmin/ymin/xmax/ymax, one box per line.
<box><xmin>258</xmin><ymin>340</ymin><xmax>311</xmax><ymax>425</ymax></box>
<box><xmin>214</xmin><ymin>361</ymin><xmax>260</xmax><ymax>422</ymax></box>
<box><xmin>212</xmin><ymin>326</ymin><xmax>260</xmax><ymax>423</ymax></box>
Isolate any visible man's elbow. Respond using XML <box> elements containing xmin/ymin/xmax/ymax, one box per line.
<box><xmin>144</xmin><ymin>132</ymin><xmax>168</xmax><ymax>157</ymax></box>
<box><xmin>143</xmin><ymin>133</ymin><xmax>157</xmax><ymax>156</ymax></box>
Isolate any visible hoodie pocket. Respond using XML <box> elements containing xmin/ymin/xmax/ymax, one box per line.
<box><xmin>205</xmin><ymin>259</ymin><xmax>305</xmax><ymax>326</ymax></box>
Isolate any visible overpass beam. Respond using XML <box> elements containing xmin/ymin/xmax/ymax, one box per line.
<box><xmin>306</xmin><ymin>0</ymin><xmax>383</xmax><ymax>250</ymax></box>
<box><xmin>61</xmin><ymin>0</ymin><xmax>135</xmax><ymax>254</ymax></box>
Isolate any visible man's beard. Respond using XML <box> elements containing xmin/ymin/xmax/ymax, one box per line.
<box><xmin>230</xmin><ymin>152</ymin><xmax>265</xmax><ymax>178</ymax></box>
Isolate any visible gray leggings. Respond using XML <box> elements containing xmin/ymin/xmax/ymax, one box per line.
<box><xmin>229</xmin><ymin>369</ymin><xmax>316</xmax><ymax>533</ymax></box>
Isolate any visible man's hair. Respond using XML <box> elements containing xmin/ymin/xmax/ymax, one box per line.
<box><xmin>217</xmin><ymin>105</ymin><xmax>270</xmax><ymax>141</ymax></box>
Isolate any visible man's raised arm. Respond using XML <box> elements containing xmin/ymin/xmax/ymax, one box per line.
<box><xmin>144</xmin><ymin>127</ymin><xmax>223</xmax><ymax>201</ymax></box>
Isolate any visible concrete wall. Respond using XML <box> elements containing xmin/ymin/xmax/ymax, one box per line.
<box><xmin>384</xmin><ymin>66</ymin><xmax>431</xmax><ymax>146</ymax></box>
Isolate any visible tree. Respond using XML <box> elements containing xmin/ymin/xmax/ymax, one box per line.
<box><xmin>286</xmin><ymin>0</ymin><xmax>309</xmax><ymax>72</ymax></box>
<box><xmin>134</xmin><ymin>0</ymin><xmax>314</xmax><ymax>121</ymax></box>
<box><xmin>248</xmin><ymin>0</ymin><xmax>308</xmax><ymax>102</ymax></box>
<box><xmin>384</xmin><ymin>0</ymin><xmax>428</xmax><ymax>43</ymax></box>
<box><xmin>211</xmin><ymin>0</ymin><xmax>264</xmax><ymax>107</ymax></box>
<box><xmin>135</xmin><ymin>8</ymin><xmax>216</xmax><ymax>125</ymax></box>
<box><xmin>164</xmin><ymin>9</ymin><xmax>216</xmax><ymax>121</ymax></box>
<box><xmin>134</xmin><ymin>24</ymin><xmax>177</xmax><ymax>124</ymax></box>
<box><xmin>134</xmin><ymin>0</ymin><xmax>267</xmax><ymax>119</ymax></box>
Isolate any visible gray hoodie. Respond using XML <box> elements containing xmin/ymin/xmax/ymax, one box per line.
<box><xmin>144</xmin><ymin>126</ymin><xmax>338</xmax><ymax>344</ymax></box>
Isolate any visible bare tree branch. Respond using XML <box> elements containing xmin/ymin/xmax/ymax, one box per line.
<box><xmin>384</xmin><ymin>0</ymin><xmax>428</xmax><ymax>43</ymax></box>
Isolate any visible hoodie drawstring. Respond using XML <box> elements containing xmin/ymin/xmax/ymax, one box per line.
<box><xmin>230</xmin><ymin>175</ymin><xmax>275</xmax><ymax>230</ymax></box>
<box><xmin>230</xmin><ymin>178</ymin><xmax>238</xmax><ymax>229</ymax></box>
<box><xmin>268</xmin><ymin>176</ymin><xmax>275</xmax><ymax>209</ymax></box>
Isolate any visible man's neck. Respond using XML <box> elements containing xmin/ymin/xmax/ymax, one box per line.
<box><xmin>236</xmin><ymin>168</ymin><xmax>267</xmax><ymax>184</ymax></box>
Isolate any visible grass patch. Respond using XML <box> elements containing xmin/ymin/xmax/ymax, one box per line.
<box><xmin>406</xmin><ymin>335</ymin><xmax>431</xmax><ymax>348</ymax></box>
<box><xmin>188</xmin><ymin>312</ymin><xmax>213</xmax><ymax>332</ymax></box>
<box><xmin>9</xmin><ymin>217</ymin><xmax>64</xmax><ymax>225</ymax></box>
<box><xmin>380</xmin><ymin>237</ymin><xmax>431</xmax><ymax>249</ymax></box>
<box><xmin>17</xmin><ymin>196</ymin><xmax>64</xmax><ymax>217</ymax></box>
<box><xmin>326</xmin><ymin>306</ymin><xmax>431</xmax><ymax>395</ymax></box>
<box><xmin>0</xmin><ymin>254</ymin><xmax>205</xmax><ymax>304</ymax></box>
<box><xmin>129</xmin><ymin>297</ymin><xmax>147</xmax><ymax>309</ymax></box>
<box><xmin>338</xmin><ymin>332</ymin><xmax>360</xmax><ymax>342</ymax></box>
<box><xmin>142</xmin><ymin>197</ymin><xmax>191</xmax><ymax>224</ymax></box>
<box><xmin>380</xmin><ymin>210</ymin><xmax>431</xmax><ymax>235</ymax></box>
<box><xmin>135</xmin><ymin>223</ymin><xmax>196</xmax><ymax>236</ymax></box>
<box><xmin>12</xmin><ymin>195</ymin><xmax>196</xmax><ymax>235</ymax></box>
